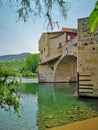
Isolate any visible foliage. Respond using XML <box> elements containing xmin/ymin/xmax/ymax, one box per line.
<box><xmin>0</xmin><ymin>66</ymin><xmax>20</xmax><ymax>115</ymax></box>
<box><xmin>22</xmin><ymin>71</ymin><xmax>37</xmax><ymax>77</ymax></box>
<box><xmin>0</xmin><ymin>0</ymin><xmax>98</xmax><ymax>31</ymax></box>
<box><xmin>0</xmin><ymin>0</ymin><xmax>69</xmax><ymax>30</ymax></box>
<box><xmin>0</xmin><ymin>53</ymin><xmax>40</xmax><ymax>77</ymax></box>
<box><xmin>23</xmin><ymin>53</ymin><xmax>40</xmax><ymax>73</ymax></box>
<box><xmin>0</xmin><ymin>59</ymin><xmax>25</xmax><ymax>75</ymax></box>
<box><xmin>0</xmin><ymin>65</ymin><xmax>15</xmax><ymax>77</ymax></box>
<box><xmin>89</xmin><ymin>0</ymin><xmax>98</xmax><ymax>32</ymax></box>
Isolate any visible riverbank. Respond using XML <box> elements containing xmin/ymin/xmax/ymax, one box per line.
<box><xmin>21</xmin><ymin>77</ymin><xmax>38</xmax><ymax>83</ymax></box>
<box><xmin>47</xmin><ymin>117</ymin><xmax>98</xmax><ymax>130</ymax></box>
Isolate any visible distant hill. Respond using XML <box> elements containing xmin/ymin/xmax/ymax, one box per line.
<box><xmin>0</xmin><ymin>53</ymin><xmax>30</xmax><ymax>60</ymax></box>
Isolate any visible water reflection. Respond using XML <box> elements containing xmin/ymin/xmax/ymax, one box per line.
<box><xmin>38</xmin><ymin>83</ymin><xmax>98</xmax><ymax>130</ymax></box>
<box><xmin>0</xmin><ymin>83</ymin><xmax>39</xmax><ymax>130</ymax></box>
<box><xmin>20</xmin><ymin>83</ymin><xmax>38</xmax><ymax>94</ymax></box>
<box><xmin>0</xmin><ymin>83</ymin><xmax>98</xmax><ymax>130</ymax></box>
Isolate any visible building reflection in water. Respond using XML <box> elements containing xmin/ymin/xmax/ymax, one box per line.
<box><xmin>37</xmin><ymin>83</ymin><xmax>98</xmax><ymax>130</ymax></box>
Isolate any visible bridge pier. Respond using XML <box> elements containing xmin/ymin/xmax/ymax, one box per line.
<box><xmin>38</xmin><ymin>64</ymin><xmax>54</xmax><ymax>83</ymax></box>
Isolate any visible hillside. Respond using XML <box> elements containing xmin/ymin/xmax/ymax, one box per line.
<box><xmin>0</xmin><ymin>53</ymin><xmax>30</xmax><ymax>60</ymax></box>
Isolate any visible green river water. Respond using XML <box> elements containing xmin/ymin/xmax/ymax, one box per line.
<box><xmin>0</xmin><ymin>82</ymin><xmax>98</xmax><ymax>130</ymax></box>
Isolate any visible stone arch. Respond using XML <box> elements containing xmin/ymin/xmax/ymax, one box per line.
<box><xmin>54</xmin><ymin>55</ymin><xmax>77</xmax><ymax>82</ymax></box>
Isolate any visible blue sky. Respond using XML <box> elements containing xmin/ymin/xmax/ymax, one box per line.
<box><xmin>0</xmin><ymin>0</ymin><xmax>96</xmax><ymax>56</ymax></box>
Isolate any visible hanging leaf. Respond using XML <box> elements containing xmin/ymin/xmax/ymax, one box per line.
<box><xmin>89</xmin><ymin>1</ymin><xmax>98</xmax><ymax>32</ymax></box>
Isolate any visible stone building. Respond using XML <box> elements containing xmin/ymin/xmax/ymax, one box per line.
<box><xmin>38</xmin><ymin>28</ymin><xmax>77</xmax><ymax>82</ymax></box>
<box><xmin>38</xmin><ymin>17</ymin><xmax>98</xmax><ymax>97</ymax></box>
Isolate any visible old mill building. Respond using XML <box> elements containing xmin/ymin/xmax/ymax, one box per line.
<box><xmin>38</xmin><ymin>17</ymin><xmax>98</xmax><ymax>97</ymax></box>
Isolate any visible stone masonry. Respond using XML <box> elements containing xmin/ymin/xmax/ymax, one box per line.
<box><xmin>38</xmin><ymin>29</ymin><xmax>77</xmax><ymax>83</ymax></box>
<box><xmin>38</xmin><ymin>17</ymin><xmax>98</xmax><ymax>97</ymax></box>
<box><xmin>78</xmin><ymin>17</ymin><xmax>98</xmax><ymax>97</ymax></box>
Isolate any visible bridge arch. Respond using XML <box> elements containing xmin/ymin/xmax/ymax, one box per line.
<box><xmin>54</xmin><ymin>55</ymin><xmax>77</xmax><ymax>82</ymax></box>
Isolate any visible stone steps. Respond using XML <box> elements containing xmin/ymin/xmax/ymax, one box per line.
<box><xmin>38</xmin><ymin>74</ymin><xmax>46</xmax><ymax>82</ymax></box>
<box><xmin>78</xmin><ymin>73</ymin><xmax>94</xmax><ymax>95</ymax></box>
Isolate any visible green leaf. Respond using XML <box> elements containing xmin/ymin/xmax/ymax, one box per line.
<box><xmin>89</xmin><ymin>1</ymin><xmax>98</xmax><ymax>32</ymax></box>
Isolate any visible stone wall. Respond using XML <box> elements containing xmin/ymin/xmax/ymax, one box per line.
<box><xmin>39</xmin><ymin>32</ymin><xmax>64</xmax><ymax>64</ymax></box>
<box><xmin>38</xmin><ymin>64</ymin><xmax>54</xmax><ymax>82</ymax></box>
<box><xmin>54</xmin><ymin>55</ymin><xmax>77</xmax><ymax>82</ymax></box>
<box><xmin>38</xmin><ymin>31</ymin><xmax>78</xmax><ymax>83</ymax></box>
<box><xmin>62</xmin><ymin>36</ymin><xmax>77</xmax><ymax>57</ymax></box>
<box><xmin>49</xmin><ymin>33</ymin><xmax>64</xmax><ymax>55</ymax></box>
<box><xmin>78</xmin><ymin>17</ymin><xmax>98</xmax><ymax>97</ymax></box>
<box><xmin>39</xmin><ymin>33</ymin><xmax>49</xmax><ymax>63</ymax></box>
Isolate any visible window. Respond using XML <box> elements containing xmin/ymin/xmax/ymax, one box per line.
<box><xmin>67</xmin><ymin>35</ymin><xmax>71</xmax><ymax>41</ymax></box>
<box><xmin>57</xmin><ymin>43</ymin><xmax>62</xmax><ymax>49</ymax></box>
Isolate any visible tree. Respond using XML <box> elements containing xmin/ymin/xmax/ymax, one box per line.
<box><xmin>0</xmin><ymin>65</ymin><xmax>20</xmax><ymax>115</ymax></box>
<box><xmin>0</xmin><ymin>0</ymin><xmax>98</xmax><ymax>31</ymax></box>
<box><xmin>24</xmin><ymin>54</ymin><xmax>40</xmax><ymax>73</ymax></box>
<box><xmin>0</xmin><ymin>0</ymin><xmax>97</xmax><ymax>32</ymax></box>
<box><xmin>0</xmin><ymin>0</ymin><xmax>69</xmax><ymax>30</ymax></box>
<box><xmin>0</xmin><ymin>0</ymin><xmax>98</xmax><ymax>115</ymax></box>
<box><xmin>89</xmin><ymin>0</ymin><xmax>98</xmax><ymax>32</ymax></box>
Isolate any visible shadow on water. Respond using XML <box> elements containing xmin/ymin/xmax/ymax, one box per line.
<box><xmin>0</xmin><ymin>82</ymin><xmax>98</xmax><ymax>130</ymax></box>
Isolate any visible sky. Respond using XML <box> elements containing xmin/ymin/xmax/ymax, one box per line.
<box><xmin>0</xmin><ymin>0</ymin><xmax>97</xmax><ymax>56</ymax></box>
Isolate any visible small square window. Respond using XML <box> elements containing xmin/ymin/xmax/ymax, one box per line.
<box><xmin>67</xmin><ymin>35</ymin><xmax>70</xmax><ymax>40</ymax></box>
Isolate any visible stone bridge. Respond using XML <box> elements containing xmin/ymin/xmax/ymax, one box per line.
<box><xmin>38</xmin><ymin>17</ymin><xmax>98</xmax><ymax>97</ymax></box>
<box><xmin>38</xmin><ymin>36</ymin><xmax>77</xmax><ymax>83</ymax></box>
<box><xmin>54</xmin><ymin>37</ymin><xmax>77</xmax><ymax>82</ymax></box>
